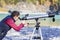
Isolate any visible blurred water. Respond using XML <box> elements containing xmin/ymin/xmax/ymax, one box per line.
<box><xmin>2</xmin><ymin>27</ymin><xmax>60</xmax><ymax>40</ymax></box>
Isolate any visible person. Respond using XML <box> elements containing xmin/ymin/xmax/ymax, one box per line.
<box><xmin>49</xmin><ymin>4</ymin><xmax>54</xmax><ymax>12</ymax></box>
<box><xmin>53</xmin><ymin>4</ymin><xmax>58</xmax><ymax>15</ymax></box>
<box><xmin>0</xmin><ymin>11</ymin><xmax>28</xmax><ymax>40</ymax></box>
<box><xmin>58</xmin><ymin>3</ymin><xmax>60</xmax><ymax>14</ymax></box>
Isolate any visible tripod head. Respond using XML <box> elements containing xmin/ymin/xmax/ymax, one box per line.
<box><xmin>35</xmin><ymin>18</ymin><xmax>40</xmax><ymax>30</ymax></box>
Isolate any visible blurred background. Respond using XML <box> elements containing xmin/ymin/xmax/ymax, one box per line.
<box><xmin>0</xmin><ymin>0</ymin><xmax>60</xmax><ymax>40</ymax></box>
<box><xmin>0</xmin><ymin>0</ymin><xmax>59</xmax><ymax>12</ymax></box>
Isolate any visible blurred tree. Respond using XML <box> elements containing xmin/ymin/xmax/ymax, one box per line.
<box><xmin>38</xmin><ymin>0</ymin><xmax>41</xmax><ymax>4</ymax></box>
<box><xmin>27</xmin><ymin>0</ymin><xmax>36</xmax><ymax>4</ymax></box>
<box><xmin>32</xmin><ymin>0</ymin><xmax>36</xmax><ymax>4</ymax></box>
<box><xmin>14</xmin><ymin>0</ymin><xmax>19</xmax><ymax>5</ymax></box>
<box><xmin>27</xmin><ymin>0</ymin><xmax>32</xmax><ymax>3</ymax></box>
<box><xmin>0</xmin><ymin>0</ymin><xmax>6</xmax><ymax>7</ymax></box>
<box><xmin>4</xmin><ymin>0</ymin><xmax>13</xmax><ymax>4</ymax></box>
<box><xmin>0</xmin><ymin>0</ymin><xmax>3</xmax><ymax>7</ymax></box>
<box><xmin>4</xmin><ymin>0</ymin><xmax>19</xmax><ymax>5</ymax></box>
<box><xmin>58</xmin><ymin>0</ymin><xmax>60</xmax><ymax>5</ymax></box>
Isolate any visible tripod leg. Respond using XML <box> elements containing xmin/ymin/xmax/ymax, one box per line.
<box><xmin>39</xmin><ymin>27</ymin><xmax>43</xmax><ymax>40</ymax></box>
<box><xmin>30</xmin><ymin>27</ymin><xmax>36</xmax><ymax>40</ymax></box>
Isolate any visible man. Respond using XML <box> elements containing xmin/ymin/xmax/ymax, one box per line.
<box><xmin>0</xmin><ymin>11</ymin><xmax>27</xmax><ymax>40</ymax></box>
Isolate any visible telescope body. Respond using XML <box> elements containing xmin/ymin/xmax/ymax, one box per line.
<box><xmin>19</xmin><ymin>13</ymin><xmax>55</xmax><ymax>20</ymax></box>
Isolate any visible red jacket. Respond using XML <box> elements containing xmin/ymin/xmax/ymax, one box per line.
<box><xmin>5</xmin><ymin>18</ymin><xmax>24</xmax><ymax>31</ymax></box>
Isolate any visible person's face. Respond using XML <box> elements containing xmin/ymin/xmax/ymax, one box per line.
<box><xmin>14</xmin><ymin>16</ymin><xmax>19</xmax><ymax>21</ymax></box>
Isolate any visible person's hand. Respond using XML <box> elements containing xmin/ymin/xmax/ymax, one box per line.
<box><xmin>21</xmin><ymin>20</ymin><xmax>29</xmax><ymax>26</ymax></box>
<box><xmin>21</xmin><ymin>20</ymin><xmax>26</xmax><ymax>24</ymax></box>
<box><xmin>24</xmin><ymin>23</ymin><xmax>29</xmax><ymax>27</ymax></box>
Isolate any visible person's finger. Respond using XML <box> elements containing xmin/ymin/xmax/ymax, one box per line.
<box><xmin>21</xmin><ymin>20</ymin><xmax>25</xmax><ymax>24</ymax></box>
<box><xmin>24</xmin><ymin>23</ymin><xmax>29</xmax><ymax>26</ymax></box>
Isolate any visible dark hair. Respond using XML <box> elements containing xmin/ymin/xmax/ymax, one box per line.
<box><xmin>11</xmin><ymin>11</ymin><xmax>20</xmax><ymax>17</ymax></box>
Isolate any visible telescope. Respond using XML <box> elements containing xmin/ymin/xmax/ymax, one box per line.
<box><xmin>19</xmin><ymin>13</ymin><xmax>55</xmax><ymax>22</ymax></box>
<box><xmin>18</xmin><ymin>13</ymin><xmax>55</xmax><ymax>40</ymax></box>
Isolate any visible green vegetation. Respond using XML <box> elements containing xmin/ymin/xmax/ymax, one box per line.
<box><xmin>4</xmin><ymin>0</ymin><xmax>19</xmax><ymax>5</ymax></box>
<box><xmin>58</xmin><ymin>0</ymin><xmax>60</xmax><ymax>5</ymax></box>
<box><xmin>27</xmin><ymin>0</ymin><xmax>36</xmax><ymax>4</ymax></box>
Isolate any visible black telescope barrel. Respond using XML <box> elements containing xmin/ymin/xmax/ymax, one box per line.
<box><xmin>18</xmin><ymin>14</ymin><xmax>29</xmax><ymax>20</ymax></box>
<box><xmin>18</xmin><ymin>17</ymin><xmax>27</xmax><ymax>20</ymax></box>
<box><xmin>19</xmin><ymin>14</ymin><xmax>55</xmax><ymax>20</ymax></box>
<box><xmin>48</xmin><ymin>13</ymin><xmax>55</xmax><ymax>17</ymax></box>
